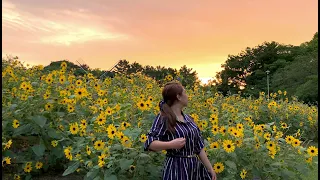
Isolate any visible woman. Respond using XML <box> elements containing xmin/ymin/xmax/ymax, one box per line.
<box><xmin>144</xmin><ymin>81</ymin><xmax>217</xmax><ymax>180</ymax></box>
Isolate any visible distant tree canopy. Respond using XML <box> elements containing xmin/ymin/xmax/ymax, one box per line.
<box><xmin>43</xmin><ymin>59</ymin><xmax>200</xmax><ymax>88</ymax></box>
<box><xmin>215</xmin><ymin>32</ymin><xmax>318</xmax><ymax>104</ymax></box>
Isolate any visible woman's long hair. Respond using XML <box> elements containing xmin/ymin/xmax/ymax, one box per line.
<box><xmin>159</xmin><ymin>81</ymin><xmax>184</xmax><ymax>133</ymax></box>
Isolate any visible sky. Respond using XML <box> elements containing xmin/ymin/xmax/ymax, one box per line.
<box><xmin>2</xmin><ymin>0</ymin><xmax>318</xmax><ymax>84</ymax></box>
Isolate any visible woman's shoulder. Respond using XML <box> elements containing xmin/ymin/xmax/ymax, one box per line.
<box><xmin>183</xmin><ymin>113</ymin><xmax>195</xmax><ymax>122</ymax></box>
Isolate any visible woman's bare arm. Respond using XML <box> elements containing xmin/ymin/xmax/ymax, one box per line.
<box><xmin>198</xmin><ymin>148</ymin><xmax>216</xmax><ymax>178</ymax></box>
<box><xmin>149</xmin><ymin>138</ymin><xmax>186</xmax><ymax>152</ymax></box>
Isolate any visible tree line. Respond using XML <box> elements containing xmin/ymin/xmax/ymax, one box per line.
<box><xmin>214</xmin><ymin>32</ymin><xmax>318</xmax><ymax>104</ymax></box>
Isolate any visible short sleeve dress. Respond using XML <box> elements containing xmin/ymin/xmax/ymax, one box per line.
<box><xmin>144</xmin><ymin>112</ymin><xmax>212</xmax><ymax>180</ymax></box>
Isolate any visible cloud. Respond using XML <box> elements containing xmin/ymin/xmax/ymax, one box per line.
<box><xmin>2</xmin><ymin>0</ymin><xmax>129</xmax><ymax>46</ymax></box>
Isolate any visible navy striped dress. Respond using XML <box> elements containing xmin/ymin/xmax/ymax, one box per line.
<box><xmin>144</xmin><ymin>112</ymin><xmax>212</xmax><ymax>180</ymax></box>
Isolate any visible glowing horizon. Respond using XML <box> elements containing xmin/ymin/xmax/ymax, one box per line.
<box><xmin>2</xmin><ymin>0</ymin><xmax>318</xmax><ymax>84</ymax></box>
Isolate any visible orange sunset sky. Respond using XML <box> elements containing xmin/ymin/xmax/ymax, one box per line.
<box><xmin>2</xmin><ymin>0</ymin><xmax>318</xmax><ymax>84</ymax></box>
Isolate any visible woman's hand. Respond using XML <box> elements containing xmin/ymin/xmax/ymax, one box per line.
<box><xmin>169</xmin><ymin>137</ymin><xmax>186</xmax><ymax>149</ymax></box>
<box><xmin>210</xmin><ymin>170</ymin><xmax>217</xmax><ymax>180</ymax></box>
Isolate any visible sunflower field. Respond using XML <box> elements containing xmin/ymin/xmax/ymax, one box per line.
<box><xmin>2</xmin><ymin>58</ymin><xmax>318</xmax><ymax>180</ymax></box>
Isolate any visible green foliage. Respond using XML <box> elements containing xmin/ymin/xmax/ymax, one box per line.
<box><xmin>215</xmin><ymin>32</ymin><xmax>318</xmax><ymax>104</ymax></box>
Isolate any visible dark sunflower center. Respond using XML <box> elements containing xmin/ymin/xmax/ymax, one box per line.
<box><xmin>73</xmin><ymin>128</ymin><xmax>75</xmax><ymax>131</ymax></box>
<box><xmin>111</xmin><ymin>131</ymin><xmax>115</xmax><ymax>134</ymax></box>
<box><xmin>311</xmin><ymin>150</ymin><xmax>315</xmax><ymax>153</ymax></box>
<box><xmin>217</xmin><ymin>166</ymin><xmax>220</xmax><ymax>169</ymax></box>
<box><xmin>227</xmin><ymin>145</ymin><xmax>231</xmax><ymax>148</ymax></box>
<box><xmin>98</xmin><ymin>144</ymin><xmax>101</xmax><ymax>147</ymax></box>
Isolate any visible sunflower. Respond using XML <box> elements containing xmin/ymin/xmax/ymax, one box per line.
<box><xmin>264</xmin><ymin>132</ymin><xmax>271</xmax><ymax>141</ymax></box>
<box><xmin>211</xmin><ymin>125</ymin><xmax>219</xmax><ymax>135</ymax></box>
<box><xmin>223</xmin><ymin>140</ymin><xmax>235</xmax><ymax>153</ymax></box>
<box><xmin>59</xmin><ymin>76</ymin><xmax>66</xmax><ymax>84</ymax></box>
<box><xmin>209</xmin><ymin>142</ymin><xmax>219</xmax><ymax>149</ymax></box>
<box><xmin>219</xmin><ymin>126</ymin><xmax>226</xmax><ymax>135</ymax></box>
<box><xmin>129</xmin><ymin>165</ymin><xmax>136</xmax><ymax>172</ymax></box>
<box><xmin>24</xmin><ymin>164</ymin><xmax>32</xmax><ymax>173</ymax></box>
<box><xmin>272</xmin><ymin>125</ymin><xmax>277</xmax><ymax>132</ymax></box>
<box><xmin>120</xmin><ymin>122</ymin><xmax>131</xmax><ymax>130</ymax></box>
<box><xmin>35</xmin><ymin>162</ymin><xmax>43</xmax><ymax>169</ymax></box>
<box><xmin>146</xmin><ymin>83</ymin><xmax>153</xmax><ymax>89</ymax></box>
<box><xmin>232</xmin><ymin>129</ymin><xmax>240</xmax><ymax>138</ymax></box>
<box><xmin>235</xmin><ymin>139</ymin><xmax>243</xmax><ymax>147</ymax></box>
<box><xmin>213</xmin><ymin>162</ymin><xmax>224</xmax><ymax>174</ymax></box>
<box><xmin>75</xmin><ymin>79</ymin><xmax>83</xmax><ymax>86</ymax></box>
<box><xmin>80</xmin><ymin>119</ymin><xmax>87</xmax><ymax>129</ymax></box>
<box><xmin>165</xmin><ymin>75</ymin><xmax>173</xmax><ymax>81</ymax></box>
<box><xmin>240</xmin><ymin>169</ymin><xmax>247</xmax><ymax>179</ymax></box>
<box><xmin>69</xmin><ymin>123</ymin><xmax>79</xmax><ymax>135</ymax></box>
<box><xmin>20</xmin><ymin>94</ymin><xmax>28</xmax><ymax>101</ymax></box>
<box><xmin>107</xmin><ymin>124</ymin><xmax>117</xmax><ymax>139</ymax></box>
<box><xmin>105</xmin><ymin>107</ymin><xmax>113</xmax><ymax>116</ymax></box>
<box><xmin>255</xmin><ymin>142</ymin><xmax>260</xmax><ymax>149</ymax></box>
<box><xmin>236</xmin><ymin>123</ymin><xmax>244</xmax><ymax>131</ymax></box>
<box><xmin>147</xmin><ymin>96</ymin><xmax>154</xmax><ymax>102</ymax></box>
<box><xmin>285</xmin><ymin>135</ymin><xmax>294</xmax><ymax>144</ymax></box>
<box><xmin>116</xmin><ymin>131</ymin><xmax>125</xmax><ymax>140</ymax></box>
<box><xmin>281</xmin><ymin>122</ymin><xmax>288</xmax><ymax>129</ymax></box>
<box><xmin>96</xmin><ymin>115</ymin><xmax>106</xmax><ymax>126</ymax></box>
<box><xmin>121</xmin><ymin>136</ymin><xmax>132</xmax><ymax>148</ymax></box>
<box><xmin>61</xmin><ymin>62</ymin><xmax>67</xmax><ymax>69</ymax></box>
<box><xmin>20</xmin><ymin>82</ymin><xmax>27</xmax><ymax>90</ymax></box>
<box><xmin>140</xmin><ymin>134</ymin><xmax>147</xmax><ymax>143</ymax></box>
<box><xmin>201</xmin><ymin>121</ymin><xmax>208</xmax><ymax>128</ymax></box>
<box><xmin>86</xmin><ymin>146</ymin><xmax>91</xmax><ymax>155</ymax></box>
<box><xmin>209</xmin><ymin>114</ymin><xmax>218</xmax><ymax>122</ymax></box>
<box><xmin>98</xmin><ymin>153</ymin><xmax>106</xmax><ymax>162</ymax></box>
<box><xmin>45</xmin><ymin>75</ymin><xmax>53</xmax><ymax>84</ymax></box>
<box><xmin>13</xmin><ymin>174</ymin><xmax>20</xmax><ymax>180</ymax></box>
<box><xmin>137</xmin><ymin>100</ymin><xmax>147</xmax><ymax>111</ymax></box>
<box><xmin>307</xmin><ymin>146</ymin><xmax>318</xmax><ymax>157</ymax></box>
<box><xmin>292</xmin><ymin>139</ymin><xmax>301</xmax><ymax>147</ymax></box>
<box><xmin>266</xmin><ymin>141</ymin><xmax>276</xmax><ymax>150</ymax></box>
<box><xmin>51</xmin><ymin>140</ymin><xmax>58</xmax><ymax>147</ymax></box>
<box><xmin>67</xmin><ymin>105</ymin><xmax>75</xmax><ymax>113</ymax></box>
<box><xmin>12</xmin><ymin>119</ymin><xmax>20</xmax><ymax>128</ymax></box>
<box><xmin>306</xmin><ymin>157</ymin><xmax>313</xmax><ymax>163</ymax></box>
<box><xmin>94</xmin><ymin>140</ymin><xmax>105</xmax><ymax>151</ymax></box>
<box><xmin>45</xmin><ymin>103</ymin><xmax>53</xmax><ymax>111</ymax></box>
<box><xmin>2</xmin><ymin>157</ymin><xmax>11</xmax><ymax>166</ymax></box>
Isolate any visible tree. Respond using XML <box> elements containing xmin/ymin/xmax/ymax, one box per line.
<box><xmin>216</xmin><ymin>41</ymin><xmax>297</xmax><ymax>97</ymax></box>
<box><xmin>113</xmin><ymin>60</ymin><xmax>130</xmax><ymax>74</ymax></box>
